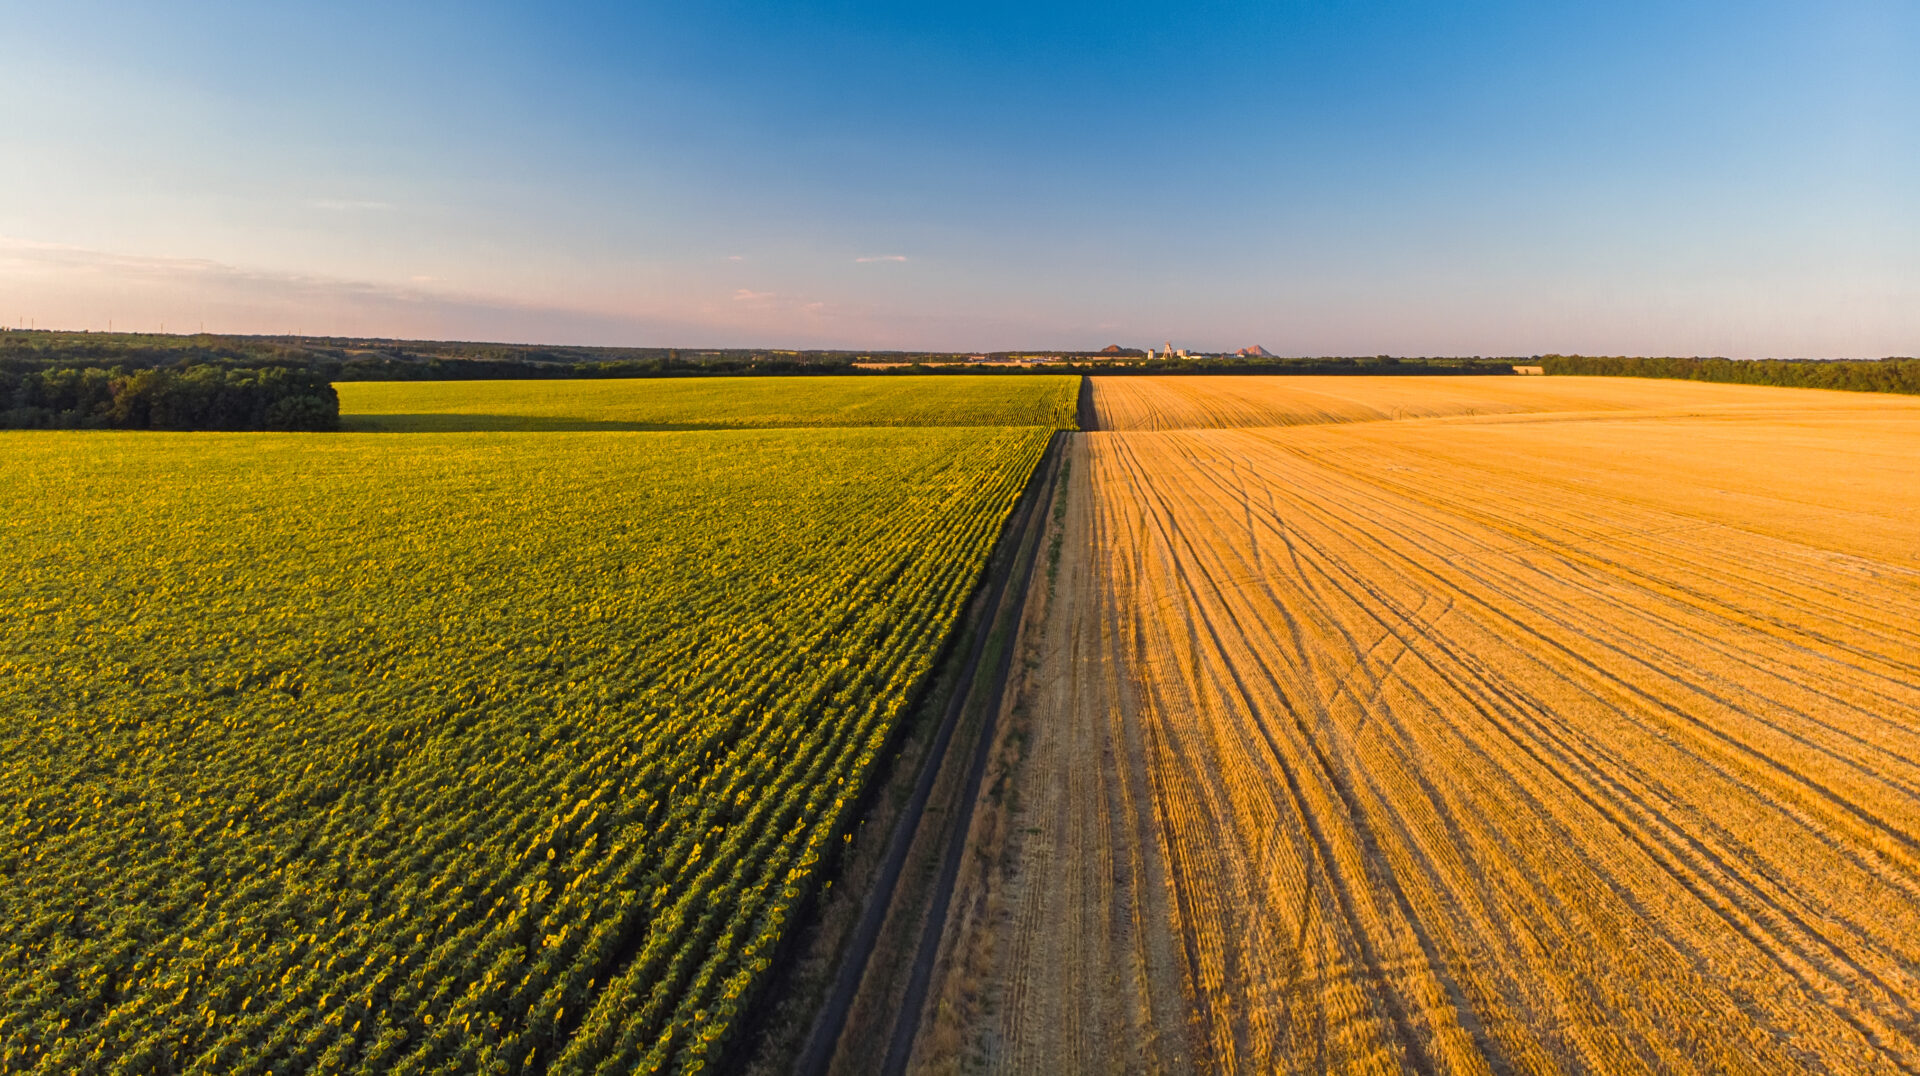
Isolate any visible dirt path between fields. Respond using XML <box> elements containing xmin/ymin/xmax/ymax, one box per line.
<box><xmin>802</xmin><ymin>433</ymin><xmax>1066</xmax><ymax>1076</ymax></box>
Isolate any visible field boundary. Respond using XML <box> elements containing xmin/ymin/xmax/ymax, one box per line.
<box><xmin>793</xmin><ymin>432</ymin><xmax>1066</xmax><ymax>1075</ymax></box>
<box><xmin>1076</xmin><ymin>375</ymin><xmax>1097</xmax><ymax>431</ymax></box>
<box><xmin>874</xmin><ymin>436</ymin><xmax>1067</xmax><ymax>1074</ymax></box>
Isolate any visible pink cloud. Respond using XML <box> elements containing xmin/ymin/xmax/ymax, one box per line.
<box><xmin>0</xmin><ymin>235</ymin><xmax>1076</xmax><ymax>350</ymax></box>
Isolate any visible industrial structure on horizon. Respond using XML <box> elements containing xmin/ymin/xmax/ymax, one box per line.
<box><xmin>1139</xmin><ymin>343</ymin><xmax>1274</xmax><ymax>360</ymax></box>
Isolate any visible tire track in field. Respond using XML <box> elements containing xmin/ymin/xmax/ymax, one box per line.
<box><xmin>1251</xmin><ymin>428</ymin><xmax>1920</xmax><ymax>1068</ymax></box>
<box><xmin>1246</xmin><ymin>437</ymin><xmax>1920</xmax><ymax>885</ymax></box>
<box><xmin>932</xmin><ymin>377</ymin><xmax>1920</xmax><ymax>1074</ymax></box>
<box><xmin>1136</xmin><ymin>426</ymin><xmax>1920</xmax><ymax>1068</ymax></box>
<box><xmin>1102</xmin><ymin>428</ymin><xmax>1475</xmax><ymax>1074</ymax></box>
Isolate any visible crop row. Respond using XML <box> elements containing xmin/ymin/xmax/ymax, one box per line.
<box><xmin>0</xmin><ymin>425</ymin><xmax>1051</xmax><ymax>1074</ymax></box>
<box><xmin>334</xmin><ymin>374</ymin><xmax>1082</xmax><ymax>432</ymax></box>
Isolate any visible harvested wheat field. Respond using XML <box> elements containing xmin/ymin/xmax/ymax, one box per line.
<box><xmin>917</xmin><ymin>376</ymin><xmax>1920</xmax><ymax>1074</ymax></box>
<box><xmin>1087</xmin><ymin>372</ymin><xmax>1920</xmax><ymax>431</ymax></box>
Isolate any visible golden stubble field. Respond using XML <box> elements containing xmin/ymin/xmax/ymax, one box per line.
<box><xmin>919</xmin><ymin>376</ymin><xmax>1920</xmax><ymax>1074</ymax></box>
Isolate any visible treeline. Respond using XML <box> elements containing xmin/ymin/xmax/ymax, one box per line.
<box><xmin>1540</xmin><ymin>355</ymin><xmax>1920</xmax><ymax>395</ymax></box>
<box><xmin>331</xmin><ymin>355</ymin><xmax>1517</xmax><ymax>379</ymax></box>
<box><xmin>0</xmin><ymin>330</ymin><xmax>969</xmax><ymax>379</ymax></box>
<box><xmin>329</xmin><ymin>356</ymin><xmax>874</xmax><ymax>380</ymax></box>
<box><xmin>1055</xmin><ymin>356</ymin><xmax>1515</xmax><ymax>376</ymax></box>
<box><xmin>0</xmin><ymin>330</ymin><xmax>1524</xmax><ymax>382</ymax></box>
<box><xmin>0</xmin><ymin>365</ymin><xmax>339</xmax><ymax>430</ymax></box>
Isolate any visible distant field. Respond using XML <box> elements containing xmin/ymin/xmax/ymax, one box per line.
<box><xmin>0</xmin><ymin>426</ymin><xmax>1049</xmax><ymax>1074</ymax></box>
<box><xmin>337</xmin><ymin>375</ymin><xmax>1079</xmax><ymax>431</ymax></box>
<box><xmin>1088</xmin><ymin>373</ymin><xmax>1920</xmax><ymax>430</ymax></box>
<box><xmin>926</xmin><ymin>376</ymin><xmax>1920</xmax><ymax>1073</ymax></box>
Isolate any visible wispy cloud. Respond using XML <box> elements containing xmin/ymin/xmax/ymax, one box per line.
<box><xmin>0</xmin><ymin>235</ymin><xmax>723</xmax><ymax>342</ymax></box>
<box><xmin>718</xmin><ymin>288</ymin><xmax>835</xmax><ymax>321</ymax></box>
<box><xmin>855</xmin><ymin>254</ymin><xmax>908</xmax><ymax>263</ymax></box>
<box><xmin>0</xmin><ymin>236</ymin><xmax>1064</xmax><ymax>350</ymax></box>
<box><xmin>726</xmin><ymin>254</ymin><xmax>746</xmax><ymax>262</ymax></box>
<box><xmin>307</xmin><ymin>198</ymin><xmax>394</xmax><ymax>212</ymax></box>
<box><xmin>0</xmin><ymin>236</ymin><xmax>424</xmax><ymax>298</ymax></box>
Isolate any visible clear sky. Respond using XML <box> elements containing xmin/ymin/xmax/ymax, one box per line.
<box><xmin>2</xmin><ymin>1</ymin><xmax>1915</xmax><ymax>355</ymax></box>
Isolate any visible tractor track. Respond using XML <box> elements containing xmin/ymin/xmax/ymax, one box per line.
<box><xmin>796</xmin><ymin>430</ymin><xmax>1067</xmax><ymax>1076</ymax></box>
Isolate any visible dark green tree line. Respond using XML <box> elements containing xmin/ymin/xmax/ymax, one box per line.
<box><xmin>1540</xmin><ymin>355</ymin><xmax>1920</xmax><ymax>395</ymax></box>
<box><xmin>1</xmin><ymin>366</ymin><xmax>339</xmax><ymax>430</ymax></box>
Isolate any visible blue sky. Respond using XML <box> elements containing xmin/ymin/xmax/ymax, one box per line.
<box><xmin>2</xmin><ymin>1</ymin><xmax>1915</xmax><ymax>354</ymax></box>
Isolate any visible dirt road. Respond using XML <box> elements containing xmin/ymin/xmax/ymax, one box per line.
<box><xmin>916</xmin><ymin>376</ymin><xmax>1920</xmax><ymax>1074</ymax></box>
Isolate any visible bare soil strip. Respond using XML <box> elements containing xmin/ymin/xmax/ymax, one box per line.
<box><xmin>877</xmin><ymin>437</ymin><xmax>1068</xmax><ymax>1075</ymax></box>
<box><xmin>806</xmin><ymin>435</ymin><xmax>1067</xmax><ymax>1075</ymax></box>
<box><xmin>922</xmin><ymin>376</ymin><xmax>1920</xmax><ymax>1074</ymax></box>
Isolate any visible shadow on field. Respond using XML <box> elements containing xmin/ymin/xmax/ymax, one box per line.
<box><xmin>340</xmin><ymin>414</ymin><xmax>720</xmax><ymax>432</ymax></box>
